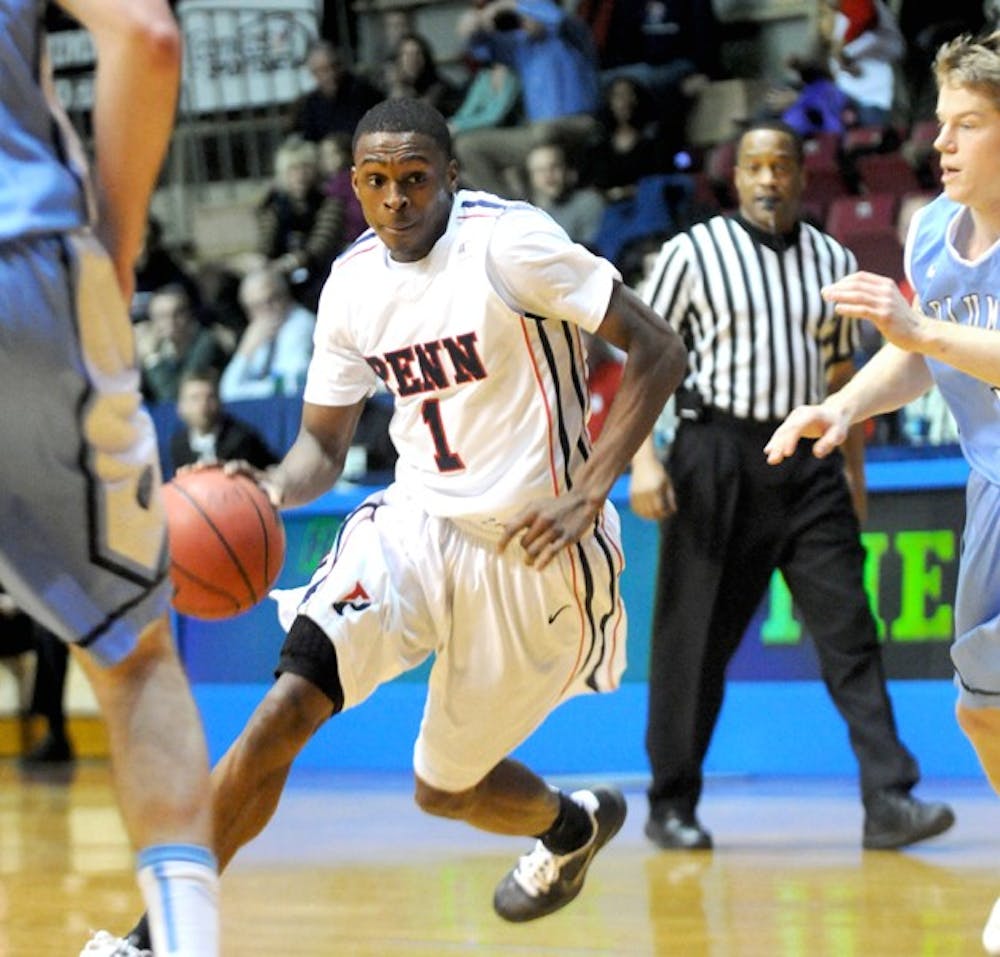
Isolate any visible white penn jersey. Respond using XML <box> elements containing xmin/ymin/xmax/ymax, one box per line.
<box><xmin>305</xmin><ymin>190</ymin><xmax>621</xmax><ymax>527</ymax></box>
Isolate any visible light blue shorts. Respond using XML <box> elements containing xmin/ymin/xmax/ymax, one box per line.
<box><xmin>0</xmin><ymin>231</ymin><xmax>171</xmax><ymax>665</ymax></box>
<box><xmin>951</xmin><ymin>469</ymin><xmax>1000</xmax><ymax>707</ymax></box>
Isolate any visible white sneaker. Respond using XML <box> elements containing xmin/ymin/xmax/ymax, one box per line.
<box><xmin>79</xmin><ymin>930</ymin><xmax>151</xmax><ymax>957</ymax></box>
<box><xmin>493</xmin><ymin>787</ymin><xmax>627</xmax><ymax>922</ymax></box>
<box><xmin>984</xmin><ymin>896</ymin><xmax>1000</xmax><ymax>955</ymax></box>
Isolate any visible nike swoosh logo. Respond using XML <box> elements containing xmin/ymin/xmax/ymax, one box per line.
<box><xmin>547</xmin><ymin>604</ymin><xmax>570</xmax><ymax>624</ymax></box>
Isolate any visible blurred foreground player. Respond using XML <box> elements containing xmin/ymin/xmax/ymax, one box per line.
<box><xmin>0</xmin><ymin>1</ymin><xmax>218</xmax><ymax>955</ymax></box>
<box><xmin>90</xmin><ymin>96</ymin><xmax>685</xmax><ymax>951</ymax></box>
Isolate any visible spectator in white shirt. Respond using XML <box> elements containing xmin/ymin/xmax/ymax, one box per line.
<box><xmin>220</xmin><ymin>267</ymin><xmax>315</xmax><ymax>401</ymax></box>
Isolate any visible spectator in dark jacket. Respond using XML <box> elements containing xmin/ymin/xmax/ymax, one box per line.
<box><xmin>286</xmin><ymin>40</ymin><xmax>382</xmax><ymax>142</ymax></box>
<box><xmin>257</xmin><ymin>135</ymin><xmax>350</xmax><ymax>311</ymax></box>
<box><xmin>169</xmin><ymin>369</ymin><xmax>278</xmax><ymax>475</ymax></box>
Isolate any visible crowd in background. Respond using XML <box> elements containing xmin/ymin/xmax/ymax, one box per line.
<box><xmin>128</xmin><ymin>0</ymin><xmax>995</xmax><ymax>481</ymax></box>
<box><xmin>0</xmin><ymin>0</ymin><xmax>985</xmax><ymax>769</ymax></box>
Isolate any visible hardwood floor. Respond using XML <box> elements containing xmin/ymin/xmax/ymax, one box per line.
<box><xmin>0</xmin><ymin>762</ymin><xmax>996</xmax><ymax>956</ymax></box>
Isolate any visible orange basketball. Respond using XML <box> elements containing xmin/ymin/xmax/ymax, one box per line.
<box><xmin>162</xmin><ymin>467</ymin><xmax>286</xmax><ymax>620</ymax></box>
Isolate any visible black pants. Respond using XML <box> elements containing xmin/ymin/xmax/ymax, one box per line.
<box><xmin>645</xmin><ymin>413</ymin><xmax>919</xmax><ymax>813</ymax></box>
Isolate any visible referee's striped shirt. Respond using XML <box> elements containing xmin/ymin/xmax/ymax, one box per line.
<box><xmin>641</xmin><ymin>213</ymin><xmax>859</xmax><ymax>422</ymax></box>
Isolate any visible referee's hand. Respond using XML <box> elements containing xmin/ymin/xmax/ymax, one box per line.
<box><xmin>629</xmin><ymin>457</ymin><xmax>676</xmax><ymax>521</ymax></box>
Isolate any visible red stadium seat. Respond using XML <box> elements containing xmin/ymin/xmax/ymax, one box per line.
<box><xmin>826</xmin><ymin>193</ymin><xmax>898</xmax><ymax>241</ymax></box>
<box><xmin>802</xmin><ymin>130</ymin><xmax>841</xmax><ymax>172</ymax></box>
<box><xmin>902</xmin><ymin>119</ymin><xmax>941</xmax><ymax>189</ymax></box>
<box><xmin>801</xmin><ymin>166</ymin><xmax>852</xmax><ymax>226</ymax></box>
<box><xmin>704</xmin><ymin>139</ymin><xmax>738</xmax><ymax>209</ymax></box>
<box><xmin>853</xmin><ymin>151</ymin><xmax>923</xmax><ymax>198</ymax></box>
<box><xmin>896</xmin><ymin>190</ymin><xmax>936</xmax><ymax>244</ymax></box>
<box><xmin>840</xmin><ymin>230</ymin><xmax>905</xmax><ymax>282</ymax></box>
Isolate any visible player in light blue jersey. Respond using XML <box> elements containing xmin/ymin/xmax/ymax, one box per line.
<box><xmin>0</xmin><ymin>1</ymin><xmax>219</xmax><ymax>955</ymax></box>
<box><xmin>764</xmin><ymin>30</ymin><xmax>1000</xmax><ymax>956</ymax></box>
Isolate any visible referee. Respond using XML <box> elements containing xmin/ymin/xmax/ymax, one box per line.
<box><xmin>628</xmin><ymin>118</ymin><xmax>954</xmax><ymax>852</ymax></box>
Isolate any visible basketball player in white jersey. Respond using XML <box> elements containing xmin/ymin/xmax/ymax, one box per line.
<box><xmin>90</xmin><ymin>97</ymin><xmax>685</xmax><ymax>952</ymax></box>
<box><xmin>0</xmin><ymin>2</ymin><xmax>219</xmax><ymax>956</ymax></box>
<box><xmin>765</xmin><ymin>31</ymin><xmax>1000</xmax><ymax>955</ymax></box>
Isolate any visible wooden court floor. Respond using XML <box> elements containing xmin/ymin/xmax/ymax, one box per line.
<box><xmin>0</xmin><ymin>761</ymin><xmax>996</xmax><ymax>957</ymax></box>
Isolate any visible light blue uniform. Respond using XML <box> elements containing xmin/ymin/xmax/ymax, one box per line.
<box><xmin>907</xmin><ymin>193</ymin><xmax>1000</xmax><ymax>705</ymax></box>
<box><xmin>0</xmin><ymin>0</ymin><xmax>171</xmax><ymax>664</ymax></box>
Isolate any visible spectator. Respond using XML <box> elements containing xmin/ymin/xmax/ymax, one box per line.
<box><xmin>832</xmin><ymin>0</ymin><xmax>906</xmax><ymax>128</ymax></box>
<box><xmin>788</xmin><ymin>0</ymin><xmax>906</xmax><ymax>130</ymax></box>
<box><xmin>318</xmin><ymin>132</ymin><xmax>368</xmax><ymax>246</ymax></box>
<box><xmin>525</xmin><ymin>140</ymin><xmax>605</xmax><ymax>246</ymax></box>
<box><xmin>897</xmin><ymin>3</ymin><xmax>984</xmax><ymax>123</ymax></box>
<box><xmin>195</xmin><ymin>259</ymin><xmax>247</xmax><ymax>356</ymax></box>
<box><xmin>383</xmin><ymin>32</ymin><xmax>463</xmax><ymax>115</ymax></box>
<box><xmin>286</xmin><ymin>40</ymin><xmax>382</xmax><ymax>142</ymax></box>
<box><xmin>257</xmin><ymin>135</ymin><xmax>349</xmax><ymax>312</ymax></box>
<box><xmin>590</xmin><ymin>76</ymin><xmax>671</xmax><ymax>201</ymax></box>
<box><xmin>137</xmin><ymin>283</ymin><xmax>229</xmax><ymax>405</ymax></box>
<box><xmin>454</xmin><ymin>0</ymin><xmax>602</xmax><ymax>198</ymax></box>
<box><xmin>448</xmin><ymin>62</ymin><xmax>521</xmax><ymax>136</ymax></box>
<box><xmin>131</xmin><ymin>214</ymin><xmax>201</xmax><ymax>325</ymax></box>
<box><xmin>170</xmin><ymin>369</ymin><xmax>279</xmax><ymax>475</ymax></box>
<box><xmin>220</xmin><ymin>267</ymin><xmax>315</xmax><ymax>402</ymax></box>
<box><xmin>0</xmin><ymin>588</ymin><xmax>73</xmax><ymax>768</ymax></box>
<box><xmin>578</xmin><ymin>0</ymin><xmax>719</xmax><ymax>87</ymax></box>
<box><xmin>577</xmin><ymin>0</ymin><xmax>718</xmax><ymax>149</ymax></box>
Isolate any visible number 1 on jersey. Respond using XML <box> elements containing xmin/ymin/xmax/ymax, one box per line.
<box><xmin>421</xmin><ymin>398</ymin><xmax>465</xmax><ymax>472</ymax></box>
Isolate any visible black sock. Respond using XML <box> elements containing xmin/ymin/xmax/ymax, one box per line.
<box><xmin>127</xmin><ymin>914</ymin><xmax>150</xmax><ymax>949</ymax></box>
<box><xmin>536</xmin><ymin>791</ymin><xmax>594</xmax><ymax>855</ymax></box>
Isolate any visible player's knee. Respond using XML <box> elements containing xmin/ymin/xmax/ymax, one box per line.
<box><xmin>413</xmin><ymin>775</ymin><xmax>476</xmax><ymax>820</ymax></box>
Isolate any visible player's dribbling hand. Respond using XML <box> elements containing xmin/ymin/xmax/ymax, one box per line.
<box><xmin>498</xmin><ymin>491</ymin><xmax>603</xmax><ymax>570</ymax></box>
<box><xmin>763</xmin><ymin>404</ymin><xmax>849</xmax><ymax>464</ymax></box>
<box><xmin>221</xmin><ymin>460</ymin><xmax>284</xmax><ymax>508</ymax></box>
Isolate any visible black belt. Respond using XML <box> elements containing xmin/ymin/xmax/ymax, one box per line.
<box><xmin>676</xmin><ymin>391</ymin><xmax>784</xmax><ymax>433</ymax></box>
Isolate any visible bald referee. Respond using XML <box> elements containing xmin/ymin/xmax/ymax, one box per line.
<box><xmin>628</xmin><ymin>119</ymin><xmax>954</xmax><ymax>853</ymax></box>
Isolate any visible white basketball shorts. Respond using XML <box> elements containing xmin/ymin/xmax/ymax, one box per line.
<box><xmin>273</xmin><ymin>483</ymin><xmax>627</xmax><ymax>791</ymax></box>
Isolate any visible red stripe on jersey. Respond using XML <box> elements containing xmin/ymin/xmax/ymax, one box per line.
<box><xmin>337</xmin><ymin>236</ymin><xmax>380</xmax><ymax>267</ymax></box>
<box><xmin>517</xmin><ymin>314</ymin><xmax>561</xmax><ymax>495</ymax></box>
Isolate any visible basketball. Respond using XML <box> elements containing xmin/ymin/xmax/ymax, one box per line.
<box><xmin>162</xmin><ymin>466</ymin><xmax>286</xmax><ymax>620</ymax></box>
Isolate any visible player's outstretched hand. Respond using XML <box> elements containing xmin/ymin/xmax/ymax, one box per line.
<box><xmin>763</xmin><ymin>403</ymin><xmax>850</xmax><ymax>464</ymax></box>
<box><xmin>498</xmin><ymin>490</ymin><xmax>603</xmax><ymax>570</ymax></box>
<box><xmin>628</xmin><ymin>456</ymin><xmax>676</xmax><ymax>521</ymax></box>
<box><xmin>221</xmin><ymin>460</ymin><xmax>284</xmax><ymax>508</ymax></box>
<box><xmin>822</xmin><ymin>271</ymin><xmax>926</xmax><ymax>349</ymax></box>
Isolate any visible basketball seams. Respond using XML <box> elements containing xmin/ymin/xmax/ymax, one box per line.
<box><xmin>170</xmin><ymin>561</ymin><xmax>243</xmax><ymax>616</ymax></box>
<box><xmin>232</xmin><ymin>475</ymin><xmax>284</xmax><ymax>591</ymax></box>
<box><xmin>166</xmin><ymin>480</ymin><xmax>259</xmax><ymax>604</ymax></box>
<box><xmin>163</xmin><ymin>468</ymin><xmax>286</xmax><ymax>619</ymax></box>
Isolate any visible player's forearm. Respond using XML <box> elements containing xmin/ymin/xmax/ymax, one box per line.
<box><xmin>577</xmin><ymin>329</ymin><xmax>686</xmax><ymax>505</ymax></box>
<box><xmin>86</xmin><ymin>4</ymin><xmax>181</xmax><ymax>279</ymax></box>
<box><xmin>266</xmin><ymin>433</ymin><xmax>345</xmax><ymax>509</ymax></box>
<box><xmin>909</xmin><ymin>317</ymin><xmax>1000</xmax><ymax>389</ymax></box>
<box><xmin>825</xmin><ymin>343</ymin><xmax>932</xmax><ymax>425</ymax></box>
<box><xmin>265</xmin><ymin>401</ymin><xmax>365</xmax><ymax>508</ymax></box>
